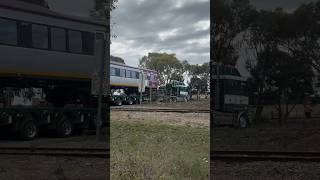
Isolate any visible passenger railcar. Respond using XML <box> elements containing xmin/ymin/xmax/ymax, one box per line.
<box><xmin>0</xmin><ymin>0</ymin><xmax>106</xmax><ymax>86</ymax></box>
<box><xmin>0</xmin><ymin>0</ymin><xmax>108</xmax><ymax>140</ymax></box>
<box><xmin>109</xmin><ymin>61</ymin><xmax>159</xmax><ymax>105</ymax></box>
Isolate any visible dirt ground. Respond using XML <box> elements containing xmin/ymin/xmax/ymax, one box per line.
<box><xmin>111</xmin><ymin>111</ymin><xmax>209</xmax><ymax>128</ymax></box>
<box><xmin>212</xmin><ymin>118</ymin><xmax>320</xmax><ymax>179</ymax></box>
<box><xmin>211</xmin><ymin>160</ymin><xmax>320</xmax><ymax>180</ymax></box>
<box><xmin>0</xmin><ymin>135</ymin><xmax>109</xmax><ymax>180</ymax></box>
<box><xmin>0</xmin><ymin>155</ymin><xmax>108</xmax><ymax>180</ymax></box>
<box><xmin>213</xmin><ymin>119</ymin><xmax>320</xmax><ymax>152</ymax></box>
<box><xmin>123</xmin><ymin>98</ymin><xmax>210</xmax><ymax>110</ymax></box>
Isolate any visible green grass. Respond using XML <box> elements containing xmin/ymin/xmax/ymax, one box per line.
<box><xmin>111</xmin><ymin>121</ymin><xmax>209</xmax><ymax>180</ymax></box>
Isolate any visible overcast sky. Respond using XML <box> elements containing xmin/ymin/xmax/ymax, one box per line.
<box><xmin>110</xmin><ymin>0</ymin><xmax>210</xmax><ymax>67</ymax></box>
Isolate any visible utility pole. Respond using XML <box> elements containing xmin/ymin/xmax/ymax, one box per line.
<box><xmin>96</xmin><ymin>35</ymin><xmax>107</xmax><ymax>142</ymax></box>
<box><xmin>96</xmin><ymin>0</ymin><xmax>110</xmax><ymax>142</ymax></box>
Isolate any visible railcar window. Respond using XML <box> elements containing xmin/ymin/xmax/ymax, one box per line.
<box><xmin>0</xmin><ymin>19</ymin><xmax>17</xmax><ymax>45</ymax></box>
<box><xmin>18</xmin><ymin>22</ymin><xmax>32</xmax><ymax>47</ymax></box>
<box><xmin>135</xmin><ymin>72</ymin><xmax>140</xmax><ymax>79</ymax></box>
<box><xmin>115</xmin><ymin>68</ymin><xmax>120</xmax><ymax>77</ymax></box>
<box><xmin>126</xmin><ymin>70</ymin><xmax>132</xmax><ymax>78</ymax></box>
<box><xmin>120</xmin><ymin>69</ymin><xmax>126</xmax><ymax>77</ymax></box>
<box><xmin>110</xmin><ymin>67</ymin><xmax>116</xmax><ymax>76</ymax></box>
<box><xmin>32</xmin><ymin>24</ymin><xmax>48</xmax><ymax>49</ymax></box>
<box><xmin>82</xmin><ymin>32</ymin><xmax>94</xmax><ymax>55</ymax></box>
<box><xmin>68</xmin><ymin>30</ymin><xmax>82</xmax><ymax>53</ymax></box>
<box><xmin>51</xmin><ymin>27</ymin><xmax>66</xmax><ymax>51</ymax></box>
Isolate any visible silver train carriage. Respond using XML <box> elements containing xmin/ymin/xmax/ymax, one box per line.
<box><xmin>0</xmin><ymin>0</ymin><xmax>107</xmax><ymax>86</ymax></box>
<box><xmin>110</xmin><ymin>61</ymin><xmax>159</xmax><ymax>90</ymax></box>
<box><xmin>0</xmin><ymin>0</ymin><xmax>107</xmax><ymax>107</ymax></box>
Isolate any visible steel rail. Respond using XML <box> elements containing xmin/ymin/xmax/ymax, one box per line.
<box><xmin>0</xmin><ymin>147</ymin><xmax>109</xmax><ymax>158</ymax></box>
<box><xmin>211</xmin><ymin>150</ymin><xmax>320</xmax><ymax>162</ymax></box>
<box><xmin>111</xmin><ymin>107</ymin><xmax>210</xmax><ymax>113</ymax></box>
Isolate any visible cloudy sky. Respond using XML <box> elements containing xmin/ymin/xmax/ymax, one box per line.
<box><xmin>110</xmin><ymin>0</ymin><xmax>210</xmax><ymax>66</ymax></box>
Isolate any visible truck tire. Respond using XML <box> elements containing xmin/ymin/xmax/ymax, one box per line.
<box><xmin>238</xmin><ymin>115</ymin><xmax>248</xmax><ymax>128</ymax></box>
<box><xmin>127</xmin><ymin>98</ymin><xmax>133</xmax><ymax>105</ymax></box>
<box><xmin>115</xmin><ymin>98</ymin><xmax>122</xmax><ymax>106</ymax></box>
<box><xmin>19</xmin><ymin>119</ymin><xmax>38</xmax><ymax>140</ymax></box>
<box><xmin>56</xmin><ymin>118</ymin><xmax>73</xmax><ymax>138</ymax></box>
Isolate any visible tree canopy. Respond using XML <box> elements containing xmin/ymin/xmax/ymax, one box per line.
<box><xmin>139</xmin><ymin>53</ymin><xmax>184</xmax><ymax>85</ymax></box>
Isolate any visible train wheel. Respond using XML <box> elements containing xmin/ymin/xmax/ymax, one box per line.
<box><xmin>19</xmin><ymin>119</ymin><xmax>38</xmax><ymax>140</ymax></box>
<box><xmin>56</xmin><ymin>118</ymin><xmax>73</xmax><ymax>137</ymax></box>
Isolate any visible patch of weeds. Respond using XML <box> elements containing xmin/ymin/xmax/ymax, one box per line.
<box><xmin>111</xmin><ymin>121</ymin><xmax>209</xmax><ymax>179</ymax></box>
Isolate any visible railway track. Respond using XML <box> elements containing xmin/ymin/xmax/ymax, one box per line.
<box><xmin>211</xmin><ymin>150</ymin><xmax>320</xmax><ymax>162</ymax></box>
<box><xmin>111</xmin><ymin>107</ymin><xmax>210</xmax><ymax>113</ymax></box>
<box><xmin>0</xmin><ymin>147</ymin><xmax>109</xmax><ymax>158</ymax></box>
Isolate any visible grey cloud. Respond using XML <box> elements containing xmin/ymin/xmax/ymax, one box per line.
<box><xmin>111</xmin><ymin>0</ymin><xmax>210</xmax><ymax>66</ymax></box>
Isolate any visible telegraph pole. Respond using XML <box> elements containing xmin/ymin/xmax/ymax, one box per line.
<box><xmin>96</xmin><ymin>35</ymin><xmax>107</xmax><ymax>141</ymax></box>
<box><xmin>96</xmin><ymin>0</ymin><xmax>110</xmax><ymax>142</ymax></box>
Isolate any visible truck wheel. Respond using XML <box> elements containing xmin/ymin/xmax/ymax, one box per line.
<box><xmin>56</xmin><ymin>118</ymin><xmax>73</xmax><ymax>137</ymax></box>
<box><xmin>238</xmin><ymin>115</ymin><xmax>248</xmax><ymax>128</ymax></box>
<box><xmin>19</xmin><ymin>119</ymin><xmax>38</xmax><ymax>140</ymax></box>
<box><xmin>114</xmin><ymin>98</ymin><xmax>122</xmax><ymax>106</ymax></box>
<box><xmin>127</xmin><ymin>98</ymin><xmax>133</xmax><ymax>105</ymax></box>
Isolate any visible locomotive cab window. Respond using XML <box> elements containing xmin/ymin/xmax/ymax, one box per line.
<box><xmin>68</xmin><ymin>30</ymin><xmax>82</xmax><ymax>53</ymax></box>
<box><xmin>32</xmin><ymin>24</ymin><xmax>48</xmax><ymax>49</ymax></box>
<box><xmin>51</xmin><ymin>27</ymin><xmax>66</xmax><ymax>51</ymax></box>
<box><xmin>0</xmin><ymin>18</ymin><xmax>17</xmax><ymax>45</ymax></box>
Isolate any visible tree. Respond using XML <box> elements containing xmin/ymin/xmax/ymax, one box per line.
<box><xmin>139</xmin><ymin>53</ymin><xmax>184</xmax><ymax>85</ymax></box>
<box><xmin>111</xmin><ymin>55</ymin><xmax>125</xmax><ymax>64</ymax></box>
<box><xmin>92</xmin><ymin>0</ymin><xmax>118</xmax><ymax>18</ymax></box>
<box><xmin>212</xmin><ymin>0</ymin><xmax>256</xmax><ymax>65</ymax></box>
<box><xmin>246</xmin><ymin>5</ymin><xmax>316</xmax><ymax>123</ymax></box>
<box><xmin>187</xmin><ymin>63</ymin><xmax>210</xmax><ymax>100</ymax></box>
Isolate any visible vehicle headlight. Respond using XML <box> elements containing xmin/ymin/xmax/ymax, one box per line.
<box><xmin>0</xmin><ymin>112</ymin><xmax>8</xmax><ymax>119</ymax></box>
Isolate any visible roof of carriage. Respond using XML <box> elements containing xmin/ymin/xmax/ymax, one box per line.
<box><xmin>0</xmin><ymin>0</ymin><xmax>106</xmax><ymax>27</ymax></box>
<box><xmin>110</xmin><ymin>61</ymin><xmax>158</xmax><ymax>74</ymax></box>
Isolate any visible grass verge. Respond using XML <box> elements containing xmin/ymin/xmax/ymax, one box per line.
<box><xmin>111</xmin><ymin>121</ymin><xmax>209</xmax><ymax>180</ymax></box>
